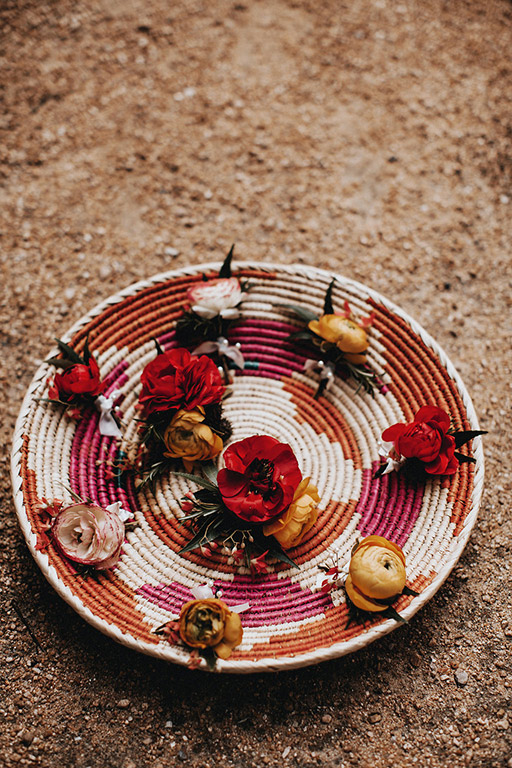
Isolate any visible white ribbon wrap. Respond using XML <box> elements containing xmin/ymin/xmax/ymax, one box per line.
<box><xmin>105</xmin><ymin>501</ymin><xmax>134</xmax><ymax>523</ymax></box>
<box><xmin>193</xmin><ymin>337</ymin><xmax>245</xmax><ymax>370</ymax></box>
<box><xmin>378</xmin><ymin>440</ymin><xmax>406</xmax><ymax>475</ymax></box>
<box><xmin>190</xmin><ymin>583</ymin><xmax>250</xmax><ymax>613</ymax></box>
<box><xmin>303</xmin><ymin>359</ymin><xmax>336</xmax><ymax>388</ymax></box>
<box><xmin>96</xmin><ymin>391</ymin><xmax>122</xmax><ymax>438</ymax></box>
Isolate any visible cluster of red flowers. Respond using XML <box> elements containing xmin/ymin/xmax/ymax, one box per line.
<box><xmin>138</xmin><ymin>348</ymin><xmax>224</xmax><ymax>417</ymax></box>
<box><xmin>217</xmin><ymin>435</ymin><xmax>302</xmax><ymax>524</ymax></box>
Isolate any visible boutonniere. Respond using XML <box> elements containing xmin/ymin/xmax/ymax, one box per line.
<box><xmin>375</xmin><ymin>406</ymin><xmax>486</xmax><ymax>480</ymax></box>
<box><xmin>283</xmin><ymin>280</ymin><xmax>386</xmax><ymax>397</ymax></box>
<box><xmin>178</xmin><ymin>435</ymin><xmax>320</xmax><ymax>571</ymax></box>
<box><xmin>43</xmin><ymin>336</ymin><xmax>122</xmax><ymax>436</ymax></box>
<box><xmin>175</xmin><ymin>246</ymin><xmax>246</xmax><ymax>382</ymax></box>
<box><xmin>133</xmin><ymin>344</ymin><xmax>232</xmax><ymax>488</ymax></box>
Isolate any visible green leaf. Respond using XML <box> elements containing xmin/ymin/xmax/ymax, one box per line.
<box><xmin>454</xmin><ymin>430</ymin><xmax>487</xmax><ymax>449</ymax></box>
<box><xmin>402</xmin><ymin>585</ymin><xmax>419</xmax><ymax>597</ymax></box>
<box><xmin>45</xmin><ymin>357</ymin><xmax>76</xmax><ymax>370</ymax></box>
<box><xmin>268</xmin><ymin>545</ymin><xmax>299</xmax><ymax>569</ymax></box>
<box><xmin>324</xmin><ymin>279</ymin><xmax>335</xmax><ymax>315</ymax></box>
<box><xmin>279</xmin><ymin>304</ymin><xmax>319</xmax><ymax>323</ymax></box>
<box><xmin>83</xmin><ymin>333</ymin><xmax>91</xmax><ymax>365</ymax></box>
<box><xmin>382</xmin><ymin>605</ymin><xmax>408</xmax><ymax>624</ymax></box>
<box><xmin>179</xmin><ymin>518</ymin><xmax>224</xmax><ymax>553</ymax></box>
<box><xmin>200</xmin><ymin>646</ymin><xmax>218</xmax><ymax>670</ymax></box>
<box><xmin>373</xmin><ymin>464</ymin><xmax>388</xmax><ymax>479</ymax></box>
<box><xmin>202</xmin><ymin>462</ymin><xmax>219</xmax><ymax>485</ymax></box>
<box><xmin>454</xmin><ymin>452</ymin><xmax>477</xmax><ymax>464</ymax></box>
<box><xmin>173</xmin><ymin>471</ymin><xmax>218</xmax><ymax>491</ymax></box>
<box><xmin>219</xmin><ymin>244</ymin><xmax>234</xmax><ymax>278</ymax></box>
<box><xmin>152</xmin><ymin>337</ymin><xmax>164</xmax><ymax>355</ymax></box>
<box><xmin>55</xmin><ymin>338</ymin><xmax>83</xmax><ymax>365</ymax></box>
<box><xmin>289</xmin><ymin>330</ymin><xmax>315</xmax><ymax>342</ymax></box>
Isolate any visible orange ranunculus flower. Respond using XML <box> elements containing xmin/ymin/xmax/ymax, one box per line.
<box><xmin>345</xmin><ymin>536</ymin><xmax>407</xmax><ymax>612</ymax></box>
<box><xmin>308</xmin><ymin>315</ymin><xmax>369</xmax><ymax>364</ymax></box>
<box><xmin>263</xmin><ymin>477</ymin><xmax>320</xmax><ymax>549</ymax></box>
<box><xmin>179</xmin><ymin>598</ymin><xmax>243</xmax><ymax>660</ymax></box>
<box><xmin>162</xmin><ymin>406</ymin><xmax>223</xmax><ymax>471</ymax></box>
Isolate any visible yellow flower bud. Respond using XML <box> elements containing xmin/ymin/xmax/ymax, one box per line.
<box><xmin>162</xmin><ymin>406</ymin><xmax>223</xmax><ymax>471</ymax></box>
<box><xmin>308</xmin><ymin>315</ymin><xmax>368</xmax><ymax>362</ymax></box>
<box><xmin>263</xmin><ymin>477</ymin><xmax>319</xmax><ymax>549</ymax></box>
<box><xmin>179</xmin><ymin>598</ymin><xmax>243</xmax><ymax>659</ymax></box>
<box><xmin>346</xmin><ymin>536</ymin><xmax>407</xmax><ymax>612</ymax></box>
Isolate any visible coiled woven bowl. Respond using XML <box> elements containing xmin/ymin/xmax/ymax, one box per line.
<box><xmin>11</xmin><ymin>262</ymin><xmax>484</xmax><ymax>672</ymax></box>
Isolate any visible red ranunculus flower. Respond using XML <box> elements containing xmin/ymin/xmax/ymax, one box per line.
<box><xmin>382</xmin><ymin>406</ymin><xmax>458</xmax><ymax>475</ymax></box>
<box><xmin>217</xmin><ymin>435</ymin><xmax>303</xmax><ymax>524</ymax></box>
<box><xmin>48</xmin><ymin>357</ymin><xmax>104</xmax><ymax>403</ymax></box>
<box><xmin>138</xmin><ymin>347</ymin><xmax>224</xmax><ymax>417</ymax></box>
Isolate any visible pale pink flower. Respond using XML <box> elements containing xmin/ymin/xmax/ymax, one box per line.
<box><xmin>187</xmin><ymin>277</ymin><xmax>243</xmax><ymax>319</ymax></box>
<box><xmin>52</xmin><ymin>503</ymin><xmax>125</xmax><ymax>569</ymax></box>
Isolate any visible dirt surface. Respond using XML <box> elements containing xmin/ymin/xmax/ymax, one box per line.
<box><xmin>1</xmin><ymin>1</ymin><xmax>512</xmax><ymax>766</ymax></box>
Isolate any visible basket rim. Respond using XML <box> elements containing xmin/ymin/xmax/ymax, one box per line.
<box><xmin>11</xmin><ymin>261</ymin><xmax>484</xmax><ymax>672</ymax></box>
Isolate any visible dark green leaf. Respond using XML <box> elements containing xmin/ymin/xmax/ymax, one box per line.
<box><xmin>382</xmin><ymin>605</ymin><xmax>408</xmax><ymax>624</ymax></box>
<box><xmin>219</xmin><ymin>244</ymin><xmax>234</xmax><ymax>278</ymax></box>
<box><xmin>202</xmin><ymin>462</ymin><xmax>219</xmax><ymax>485</ymax></box>
<box><xmin>179</xmin><ymin>518</ymin><xmax>224</xmax><ymax>553</ymax></box>
<box><xmin>200</xmin><ymin>646</ymin><xmax>218</xmax><ymax>670</ymax></box>
<box><xmin>45</xmin><ymin>357</ymin><xmax>76</xmax><ymax>369</ymax></box>
<box><xmin>55</xmin><ymin>338</ymin><xmax>83</xmax><ymax>365</ymax></box>
<box><xmin>454</xmin><ymin>452</ymin><xmax>477</xmax><ymax>464</ymax></box>
<box><xmin>454</xmin><ymin>430</ymin><xmax>487</xmax><ymax>449</ymax></box>
<box><xmin>402</xmin><ymin>585</ymin><xmax>419</xmax><ymax>597</ymax></box>
<box><xmin>152</xmin><ymin>337</ymin><xmax>164</xmax><ymax>355</ymax></box>
<box><xmin>279</xmin><ymin>304</ymin><xmax>319</xmax><ymax>323</ymax></box>
<box><xmin>173</xmin><ymin>471</ymin><xmax>218</xmax><ymax>491</ymax></box>
<box><xmin>267</xmin><ymin>545</ymin><xmax>299</xmax><ymax>569</ymax></box>
<box><xmin>83</xmin><ymin>334</ymin><xmax>91</xmax><ymax>365</ymax></box>
<box><xmin>324</xmin><ymin>279</ymin><xmax>335</xmax><ymax>315</ymax></box>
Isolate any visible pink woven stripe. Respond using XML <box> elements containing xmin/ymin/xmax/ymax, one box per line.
<box><xmin>103</xmin><ymin>361</ymin><xmax>129</xmax><ymax>392</ymax></box>
<box><xmin>356</xmin><ymin>462</ymin><xmax>424</xmax><ymax>548</ymax></box>
<box><xmin>137</xmin><ymin>577</ymin><xmax>333</xmax><ymax>626</ymax></box>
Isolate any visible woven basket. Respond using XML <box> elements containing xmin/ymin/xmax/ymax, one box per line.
<box><xmin>11</xmin><ymin>262</ymin><xmax>484</xmax><ymax>672</ymax></box>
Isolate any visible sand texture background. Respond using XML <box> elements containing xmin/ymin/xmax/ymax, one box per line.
<box><xmin>1</xmin><ymin>1</ymin><xmax>511</xmax><ymax>766</ymax></box>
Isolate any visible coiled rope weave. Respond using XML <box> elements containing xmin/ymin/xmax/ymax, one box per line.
<box><xmin>11</xmin><ymin>262</ymin><xmax>484</xmax><ymax>672</ymax></box>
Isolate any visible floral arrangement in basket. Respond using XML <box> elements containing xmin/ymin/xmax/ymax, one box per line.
<box><xmin>133</xmin><ymin>343</ymin><xmax>232</xmax><ymax>488</ymax></box>
<box><xmin>175</xmin><ymin>246</ymin><xmax>246</xmax><ymax>382</ymax></box>
<box><xmin>320</xmin><ymin>536</ymin><xmax>418</xmax><ymax>625</ymax></box>
<box><xmin>178</xmin><ymin>435</ymin><xmax>320</xmax><ymax>571</ymax></box>
<box><xmin>154</xmin><ymin>583</ymin><xmax>246</xmax><ymax>668</ymax></box>
<box><xmin>375</xmin><ymin>406</ymin><xmax>486</xmax><ymax>480</ymax></box>
<box><xmin>284</xmin><ymin>280</ymin><xmax>386</xmax><ymax>397</ymax></box>
<box><xmin>35</xmin><ymin>491</ymin><xmax>134</xmax><ymax>575</ymax></box>
<box><xmin>43</xmin><ymin>336</ymin><xmax>121</xmax><ymax>436</ymax></box>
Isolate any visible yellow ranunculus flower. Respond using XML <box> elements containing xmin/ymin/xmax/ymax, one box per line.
<box><xmin>162</xmin><ymin>406</ymin><xmax>223</xmax><ymax>471</ymax></box>
<box><xmin>179</xmin><ymin>598</ymin><xmax>243</xmax><ymax>659</ymax></box>
<box><xmin>308</xmin><ymin>315</ymin><xmax>369</xmax><ymax>364</ymax></box>
<box><xmin>263</xmin><ymin>477</ymin><xmax>320</xmax><ymax>549</ymax></box>
<box><xmin>345</xmin><ymin>536</ymin><xmax>407</xmax><ymax>612</ymax></box>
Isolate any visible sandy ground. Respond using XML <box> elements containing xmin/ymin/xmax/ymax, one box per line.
<box><xmin>1</xmin><ymin>0</ymin><xmax>512</xmax><ymax>766</ymax></box>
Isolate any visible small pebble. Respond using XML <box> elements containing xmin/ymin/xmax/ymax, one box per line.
<box><xmin>321</xmin><ymin>714</ymin><xmax>332</xmax><ymax>724</ymax></box>
<box><xmin>369</xmin><ymin>713</ymin><xmax>382</xmax><ymax>724</ymax></box>
<box><xmin>20</xmin><ymin>730</ymin><xmax>35</xmax><ymax>746</ymax></box>
<box><xmin>117</xmin><ymin>699</ymin><xmax>131</xmax><ymax>709</ymax></box>
<box><xmin>454</xmin><ymin>669</ymin><xmax>468</xmax><ymax>686</ymax></box>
